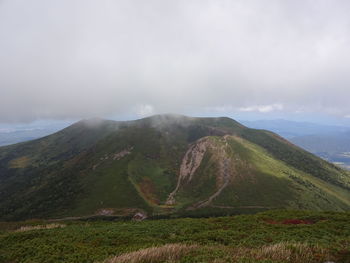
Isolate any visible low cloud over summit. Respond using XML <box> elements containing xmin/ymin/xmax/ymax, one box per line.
<box><xmin>1</xmin><ymin>0</ymin><xmax>350</xmax><ymax>122</ymax></box>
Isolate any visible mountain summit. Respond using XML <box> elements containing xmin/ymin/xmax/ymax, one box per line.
<box><xmin>0</xmin><ymin>115</ymin><xmax>349</xmax><ymax>220</ymax></box>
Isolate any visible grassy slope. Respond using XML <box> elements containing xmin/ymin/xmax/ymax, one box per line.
<box><xmin>67</xmin><ymin>158</ymin><xmax>151</xmax><ymax>217</ymax></box>
<box><xmin>241</xmin><ymin>129</ymin><xmax>350</xmax><ymax>190</ymax></box>
<box><xmin>174</xmin><ymin>135</ymin><xmax>350</xmax><ymax>211</ymax></box>
<box><xmin>0</xmin><ymin>210</ymin><xmax>349</xmax><ymax>263</ymax></box>
<box><xmin>0</xmin><ymin>120</ymin><xmax>122</xmax><ymax>220</ymax></box>
<box><xmin>221</xmin><ymin>136</ymin><xmax>350</xmax><ymax>210</ymax></box>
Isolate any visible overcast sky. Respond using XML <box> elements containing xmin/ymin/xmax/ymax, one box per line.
<box><xmin>1</xmin><ymin>0</ymin><xmax>350</xmax><ymax>123</ymax></box>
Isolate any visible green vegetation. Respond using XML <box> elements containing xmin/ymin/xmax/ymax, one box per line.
<box><xmin>0</xmin><ymin>210</ymin><xmax>349</xmax><ymax>263</ymax></box>
<box><xmin>128</xmin><ymin>154</ymin><xmax>173</xmax><ymax>204</ymax></box>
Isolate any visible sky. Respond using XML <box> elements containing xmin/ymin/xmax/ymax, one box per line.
<box><xmin>1</xmin><ymin>0</ymin><xmax>350</xmax><ymax>125</ymax></box>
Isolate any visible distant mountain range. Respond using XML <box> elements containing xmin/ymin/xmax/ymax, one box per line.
<box><xmin>290</xmin><ymin>133</ymin><xmax>350</xmax><ymax>170</ymax></box>
<box><xmin>0</xmin><ymin>129</ymin><xmax>59</xmax><ymax>146</ymax></box>
<box><xmin>240</xmin><ymin>119</ymin><xmax>350</xmax><ymax>138</ymax></box>
<box><xmin>0</xmin><ymin>122</ymin><xmax>71</xmax><ymax>146</ymax></box>
<box><xmin>0</xmin><ymin>115</ymin><xmax>349</xmax><ymax>221</ymax></box>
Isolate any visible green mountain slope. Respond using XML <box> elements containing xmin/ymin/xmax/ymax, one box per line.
<box><xmin>0</xmin><ymin>114</ymin><xmax>349</xmax><ymax>220</ymax></box>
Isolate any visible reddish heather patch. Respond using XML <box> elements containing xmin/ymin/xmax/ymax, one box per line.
<box><xmin>139</xmin><ymin>177</ymin><xmax>159</xmax><ymax>205</ymax></box>
<box><xmin>282</xmin><ymin>219</ymin><xmax>314</xmax><ymax>225</ymax></box>
<box><xmin>264</xmin><ymin>219</ymin><xmax>279</xmax><ymax>224</ymax></box>
<box><xmin>264</xmin><ymin>219</ymin><xmax>315</xmax><ymax>225</ymax></box>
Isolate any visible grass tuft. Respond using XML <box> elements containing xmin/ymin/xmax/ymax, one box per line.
<box><xmin>247</xmin><ymin>242</ymin><xmax>330</xmax><ymax>263</ymax></box>
<box><xmin>14</xmin><ymin>223</ymin><xmax>66</xmax><ymax>232</ymax></box>
<box><xmin>103</xmin><ymin>244</ymin><xmax>198</xmax><ymax>263</ymax></box>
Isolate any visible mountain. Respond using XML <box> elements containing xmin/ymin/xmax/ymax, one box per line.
<box><xmin>0</xmin><ymin>115</ymin><xmax>349</xmax><ymax>220</ymax></box>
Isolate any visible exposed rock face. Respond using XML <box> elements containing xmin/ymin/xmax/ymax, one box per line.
<box><xmin>92</xmin><ymin>147</ymin><xmax>133</xmax><ymax>170</ymax></box>
<box><xmin>132</xmin><ymin>212</ymin><xmax>147</xmax><ymax>221</ymax></box>
<box><xmin>166</xmin><ymin>136</ymin><xmax>235</xmax><ymax>207</ymax></box>
<box><xmin>113</xmin><ymin>147</ymin><xmax>133</xmax><ymax>160</ymax></box>
<box><xmin>166</xmin><ymin>137</ymin><xmax>211</xmax><ymax>205</ymax></box>
<box><xmin>190</xmin><ymin>136</ymin><xmax>236</xmax><ymax>209</ymax></box>
<box><xmin>97</xmin><ymin>208</ymin><xmax>114</xmax><ymax>216</ymax></box>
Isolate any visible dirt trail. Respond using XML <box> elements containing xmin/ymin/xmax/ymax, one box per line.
<box><xmin>211</xmin><ymin>205</ymin><xmax>272</xmax><ymax>209</ymax></box>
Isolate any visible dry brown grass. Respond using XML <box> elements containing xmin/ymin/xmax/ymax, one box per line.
<box><xmin>101</xmin><ymin>242</ymin><xmax>331</xmax><ymax>263</ymax></box>
<box><xmin>216</xmin><ymin>242</ymin><xmax>332</xmax><ymax>263</ymax></box>
<box><xmin>9</xmin><ymin>156</ymin><xmax>31</xmax><ymax>168</ymax></box>
<box><xmin>15</xmin><ymin>223</ymin><xmax>66</xmax><ymax>232</ymax></box>
<box><xmin>240</xmin><ymin>242</ymin><xmax>330</xmax><ymax>263</ymax></box>
<box><xmin>103</xmin><ymin>244</ymin><xmax>198</xmax><ymax>263</ymax></box>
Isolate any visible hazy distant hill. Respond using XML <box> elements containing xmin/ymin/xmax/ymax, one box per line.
<box><xmin>290</xmin><ymin>132</ymin><xmax>350</xmax><ymax>169</ymax></box>
<box><xmin>0</xmin><ymin>122</ymin><xmax>71</xmax><ymax>146</ymax></box>
<box><xmin>0</xmin><ymin>129</ymin><xmax>58</xmax><ymax>146</ymax></box>
<box><xmin>241</xmin><ymin>119</ymin><xmax>350</xmax><ymax>138</ymax></box>
<box><xmin>0</xmin><ymin>115</ymin><xmax>349</xmax><ymax>221</ymax></box>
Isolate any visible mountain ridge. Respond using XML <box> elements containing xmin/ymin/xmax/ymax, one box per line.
<box><xmin>0</xmin><ymin>114</ymin><xmax>349</xmax><ymax>221</ymax></box>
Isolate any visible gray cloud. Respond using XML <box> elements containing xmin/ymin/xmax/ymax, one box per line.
<box><xmin>1</xmin><ymin>0</ymin><xmax>350</xmax><ymax>122</ymax></box>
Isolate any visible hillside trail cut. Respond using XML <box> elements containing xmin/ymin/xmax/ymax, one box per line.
<box><xmin>166</xmin><ymin>136</ymin><xmax>233</xmax><ymax>208</ymax></box>
<box><xmin>166</xmin><ymin>137</ymin><xmax>210</xmax><ymax>205</ymax></box>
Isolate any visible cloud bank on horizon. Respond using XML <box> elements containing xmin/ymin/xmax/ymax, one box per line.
<box><xmin>1</xmin><ymin>0</ymin><xmax>350</xmax><ymax>122</ymax></box>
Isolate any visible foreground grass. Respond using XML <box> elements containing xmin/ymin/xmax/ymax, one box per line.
<box><xmin>103</xmin><ymin>244</ymin><xmax>199</xmax><ymax>263</ymax></box>
<box><xmin>102</xmin><ymin>243</ymin><xmax>331</xmax><ymax>263</ymax></box>
<box><xmin>0</xmin><ymin>210</ymin><xmax>349</xmax><ymax>263</ymax></box>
